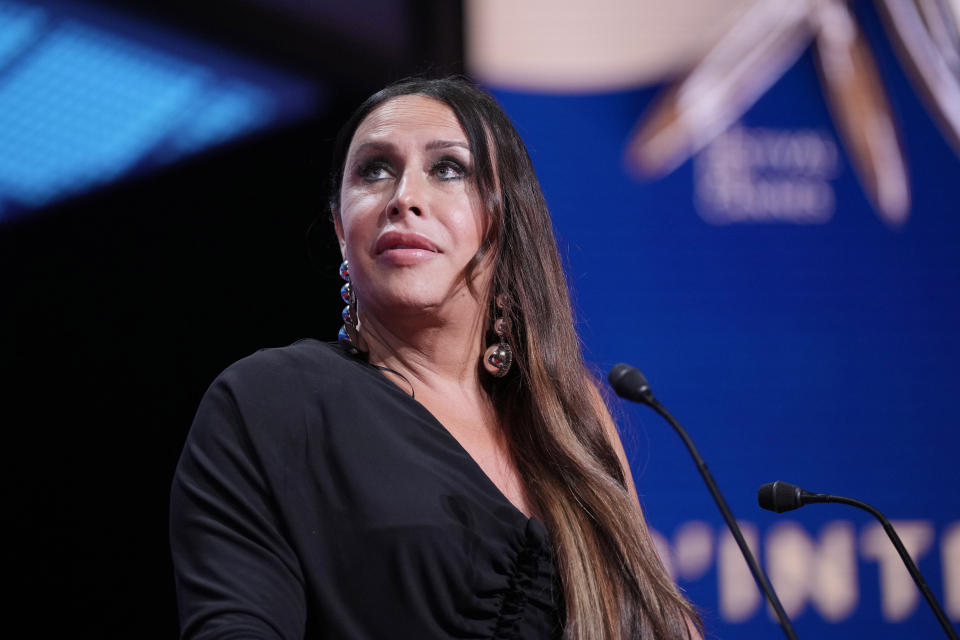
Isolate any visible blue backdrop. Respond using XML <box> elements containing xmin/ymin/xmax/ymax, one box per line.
<box><xmin>488</xmin><ymin>4</ymin><xmax>959</xmax><ymax>639</ymax></box>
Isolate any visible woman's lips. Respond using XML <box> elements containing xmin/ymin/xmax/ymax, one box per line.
<box><xmin>375</xmin><ymin>231</ymin><xmax>438</xmax><ymax>254</ymax></box>
<box><xmin>375</xmin><ymin>231</ymin><xmax>439</xmax><ymax>264</ymax></box>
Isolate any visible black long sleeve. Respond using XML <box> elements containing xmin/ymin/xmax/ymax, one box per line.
<box><xmin>170</xmin><ymin>356</ymin><xmax>307</xmax><ymax>639</ymax></box>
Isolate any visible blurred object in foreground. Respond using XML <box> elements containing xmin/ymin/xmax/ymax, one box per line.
<box><xmin>626</xmin><ymin>0</ymin><xmax>913</xmax><ymax>227</ymax></box>
<box><xmin>876</xmin><ymin>0</ymin><xmax>960</xmax><ymax>157</ymax></box>
<box><xmin>0</xmin><ymin>0</ymin><xmax>322</xmax><ymax>224</ymax></box>
<box><xmin>624</xmin><ymin>0</ymin><xmax>814</xmax><ymax>177</ymax></box>
<box><xmin>466</xmin><ymin>0</ymin><xmax>753</xmax><ymax>91</ymax></box>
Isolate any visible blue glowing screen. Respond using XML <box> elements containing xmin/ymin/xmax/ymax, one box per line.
<box><xmin>0</xmin><ymin>0</ymin><xmax>322</xmax><ymax>221</ymax></box>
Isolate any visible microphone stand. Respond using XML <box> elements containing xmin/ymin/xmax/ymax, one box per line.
<box><xmin>760</xmin><ymin>482</ymin><xmax>959</xmax><ymax>640</ymax></box>
<box><xmin>609</xmin><ymin>365</ymin><xmax>799</xmax><ymax>640</ymax></box>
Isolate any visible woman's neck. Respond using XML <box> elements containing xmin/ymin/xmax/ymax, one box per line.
<box><xmin>358</xmin><ymin>302</ymin><xmax>488</xmax><ymax>401</ymax></box>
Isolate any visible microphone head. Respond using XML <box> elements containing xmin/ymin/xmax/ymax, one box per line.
<box><xmin>608</xmin><ymin>363</ymin><xmax>654</xmax><ymax>405</ymax></box>
<box><xmin>758</xmin><ymin>480</ymin><xmax>805</xmax><ymax>513</ymax></box>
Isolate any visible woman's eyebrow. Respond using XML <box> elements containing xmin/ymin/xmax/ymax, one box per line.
<box><xmin>351</xmin><ymin>141</ymin><xmax>394</xmax><ymax>155</ymax></box>
<box><xmin>425</xmin><ymin>140</ymin><xmax>470</xmax><ymax>151</ymax></box>
<box><xmin>350</xmin><ymin>140</ymin><xmax>468</xmax><ymax>156</ymax></box>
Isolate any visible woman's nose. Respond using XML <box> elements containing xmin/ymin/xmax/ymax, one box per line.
<box><xmin>388</xmin><ymin>171</ymin><xmax>424</xmax><ymax>217</ymax></box>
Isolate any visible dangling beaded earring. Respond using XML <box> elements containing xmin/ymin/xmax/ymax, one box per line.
<box><xmin>482</xmin><ymin>296</ymin><xmax>513</xmax><ymax>377</ymax></box>
<box><xmin>338</xmin><ymin>260</ymin><xmax>361</xmax><ymax>355</ymax></box>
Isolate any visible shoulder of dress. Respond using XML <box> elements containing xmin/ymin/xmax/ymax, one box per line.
<box><xmin>195</xmin><ymin>340</ymin><xmax>360</xmax><ymax>419</ymax></box>
<box><xmin>218</xmin><ymin>339</ymin><xmax>346</xmax><ymax>385</ymax></box>
<box><xmin>195</xmin><ymin>339</ymin><xmax>359</xmax><ymax>445</ymax></box>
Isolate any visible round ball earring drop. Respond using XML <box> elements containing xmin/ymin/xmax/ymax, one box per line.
<box><xmin>483</xmin><ymin>308</ymin><xmax>512</xmax><ymax>377</ymax></box>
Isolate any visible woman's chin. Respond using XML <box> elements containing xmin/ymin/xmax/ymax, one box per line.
<box><xmin>363</xmin><ymin>284</ymin><xmax>479</xmax><ymax>324</ymax></box>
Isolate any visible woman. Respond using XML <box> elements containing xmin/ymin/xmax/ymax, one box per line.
<box><xmin>170</xmin><ymin>76</ymin><xmax>701</xmax><ymax>639</ymax></box>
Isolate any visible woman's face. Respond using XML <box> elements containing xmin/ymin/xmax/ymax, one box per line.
<box><xmin>336</xmin><ymin>94</ymin><xmax>491</xmax><ymax>321</ymax></box>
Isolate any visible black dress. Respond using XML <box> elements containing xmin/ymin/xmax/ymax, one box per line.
<box><xmin>170</xmin><ymin>339</ymin><xmax>564</xmax><ymax>639</ymax></box>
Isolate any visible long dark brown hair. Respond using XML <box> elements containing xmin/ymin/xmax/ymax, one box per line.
<box><xmin>328</xmin><ymin>76</ymin><xmax>700</xmax><ymax>639</ymax></box>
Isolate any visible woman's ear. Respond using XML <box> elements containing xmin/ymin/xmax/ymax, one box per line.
<box><xmin>332</xmin><ymin>212</ymin><xmax>346</xmax><ymax>256</ymax></box>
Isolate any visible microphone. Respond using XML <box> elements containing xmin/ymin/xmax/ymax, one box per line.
<box><xmin>757</xmin><ymin>479</ymin><xmax>820</xmax><ymax>513</ymax></box>
<box><xmin>759</xmin><ymin>481</ymin><xmax>959</xmax><ymax>640</ymax></box>
<box><xmin>607</xmin><ymin>363</ymin><xmax>654</xmax><ymax>405</ymax></box>
<box><xmin>608</xmin><ymin>363</ymin><xmax>799</xmax><ymax>640</ymax></box>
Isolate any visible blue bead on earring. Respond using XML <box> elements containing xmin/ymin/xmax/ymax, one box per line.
<box><xmin>338</xmin><ymin>260</ymin><xmax>360</xmax><ymax>354</ymax></box>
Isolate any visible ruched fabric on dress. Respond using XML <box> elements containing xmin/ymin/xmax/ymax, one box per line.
<box><xmin>492</xmin><ymin>518</ymin><xmax>559</xmax><ymax>639</ymax></box>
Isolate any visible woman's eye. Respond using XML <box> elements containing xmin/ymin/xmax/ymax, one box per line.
<box><xmin>433</xmin><ymin>159</ymin><xmax>467</xmax><ymax>181</ymax></box>
<box><xmin>357</xmin><ymin>160</ymin><xmax>391</xmax><ymax>181</ymax></box>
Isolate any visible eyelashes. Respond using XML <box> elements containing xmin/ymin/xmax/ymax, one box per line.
<box><xmin>432</xmin><ymin>158</ymin><xmax>469</xmax><ymax>181</ymax></box>
<box><xmin>354</xmin><ymin>156</ymin><xmax>471</xmax><ymax>183</ymax></box>
<box><xmin>356</xmin><ymin>159</ymin><xmax>391</xmax><ymax>182</ymax></box>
